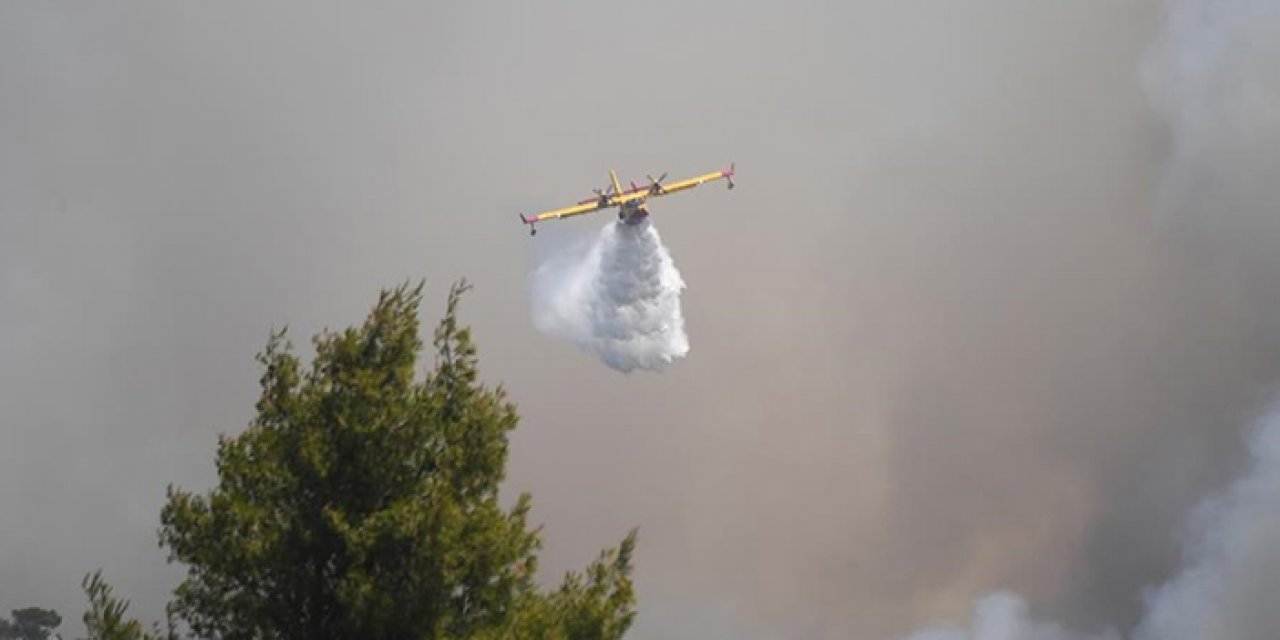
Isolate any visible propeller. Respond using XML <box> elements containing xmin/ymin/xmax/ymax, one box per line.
<box><xmin>645</xmin><ymin>172</ymin><xmax>668</xmax><ymax>194</ymax></box>
<box><xmin>591</xmin><ymin>184</ymin><xmax>615</xmax><ymax>200</ymax></box>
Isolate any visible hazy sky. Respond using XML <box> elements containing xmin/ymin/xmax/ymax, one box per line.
<box><xmin>4</xmin><ymin>2</ymin><xmax>1280</xmax><ymax>639</ymax></box>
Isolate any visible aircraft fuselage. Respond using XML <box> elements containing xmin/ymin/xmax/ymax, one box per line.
<box><xmin>618</xmin><ymin>200</ymin><xmax>650</xmax><ymax>225</ymax></box>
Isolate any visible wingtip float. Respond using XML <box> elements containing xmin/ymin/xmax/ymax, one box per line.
<box><xmin>519</xmin><ymin>163</ymin><xmax>735</xmax><ymax>236</ymax></box>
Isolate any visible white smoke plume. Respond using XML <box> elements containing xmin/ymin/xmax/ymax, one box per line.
<box><xmin>1141</xmin><ymin>0</ymin><xmax>1280</xmax><ymax>250</ymax></box>
<box><xmin>898</xmin><ymin>405</ymin><xmax>1280</xmax><ymax>640</ymax></box>
<box><xmin>1133</xmin><ymin>406</ymin><xmax>1280</xmax><ymax>640</ymax></box>
<box><xmin>528</xmin><ymin>219</ymin><xmax>689</xmax><ymax>372</ymax></box>
<box><xmin>897</xmin><ymin>0</ymin><xmax>1280</xmax><ymax>638</ymax></box>
<box><xmin>1131</xmin><ymin>4</ymin><xmax>1280</xmax><ymax>636</ymax></box>
<box><xmin>897</xmin><ymin>592</ymin><xmax>1118</xmax><ymax>640</ymax></box>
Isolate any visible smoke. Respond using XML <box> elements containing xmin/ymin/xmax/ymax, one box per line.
<box><xmin>1140</xmin><ymin>0</ymin><xmax>1280</xmax><ymax>331</ymax></box>
<box><xmin>528</xmin><ymin>219</ymin><xmax>689</xmax><ymax>372</ymax></box>
<box><xmin>898</xmin><ymin>592</ymin><xmax>1118</xmax><ymax>640</ymax></box>
<box><xmin>896</xmin><ymin>0</ymin><xmax>1280</xmax><ymax>638</ymax></box>
<box><xmin>1133</xmin><ymin>8</ymin><xmax>1280</xmax><ymax>635</ymax></box>
<box><xmin>1133</xmin><ymin>406</ymin><xmax>1280</xmax><ymax>640</ymax></box>
<box><xmin>898</xmin><ymin>404</ymin><xmax>1280</xmax><ymax>640</ymax></box>
<box><xmin>4</xmin><ymin>2</ymin><xmax>1278</xmax><ymax>636</ymax></box>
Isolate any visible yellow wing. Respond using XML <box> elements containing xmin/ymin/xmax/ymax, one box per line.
<box><xmin>648</xmin><ymin>166</ymin><xmax>735</xmax><ymax>199</ymax></box>
<box><xmin>519</xmin><ymin>164</ymin><xmax>734</xmax><ymax>235</ymax></box>
<box><xmin>523</xmin><ymin>200</ymin><xmax>605</xmax><ymax>224</ymax></box>
<box><xmin>608</xmin><ymin>169</ymin><xmax>650</xmax><ymax>205</ymax></box>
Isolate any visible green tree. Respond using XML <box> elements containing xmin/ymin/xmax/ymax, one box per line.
<box><xmin>81</xmin><ymin>571</ymin><xmax>170</xmax><ymax>640</ymax></box>
<box><xmin>0</xmin><ymin>607</ymin><xmax>61</xmax><ymax>640</ymax></box>
<box><xmin>157</xmin><ymin>282</ymin><xmax>636</xmax><ymax>639</ymax></box>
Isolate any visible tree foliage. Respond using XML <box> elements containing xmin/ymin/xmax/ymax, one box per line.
<box><xmin>156</xmin><ymin>282</ymin><xmax>636</xmax><ymax>639</ymax></box>
<box><xmin>0</xmin><ymin>607</ymin><xmax>61</xmax><ymax>640</ymax></box>
<box><xmin>81</xmin><ymin>571</ymin><xmax>170</xmax><ymax>640</ymax></box>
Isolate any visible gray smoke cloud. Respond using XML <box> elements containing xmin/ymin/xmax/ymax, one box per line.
<box><xmin>899</xmin><ymin>592</ymin><xmax>1119</xmax><ymax>640</ymax></box>
<box><xmin>5</xmin><ymin>2</ymin><xmax>1280</xmax><ymax>639</ymax></box>
<box><xmin>529</xmin><ymin>219</ymin><xmax>689</xmax><ymax>372</ymax></box>
<box><xmin>897</xmin><ymin>403</ymin><xmax>1280</xmax><ymax>640</ymax></box>
<box><xmin>897</xmin><ymin>0</ymin><xmax>1280</xmax><ymax>637</ymax></box>
<box><xmin>1130</xmin><ymin>4</ymin><xmax>1280</xmax><ymax>638</ymax></box>
<box><xmin>1134</xmin><ymin>405</ymin><xmax>1280</xmax><ymax>640</ymax></box>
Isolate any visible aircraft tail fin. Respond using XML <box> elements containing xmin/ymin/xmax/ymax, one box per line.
<box><xmin>609</xmin><ymin>169</ymin><xmax>624</xmax><ymax>198</ymax></box>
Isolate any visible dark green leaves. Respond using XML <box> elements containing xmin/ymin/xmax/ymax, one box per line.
<box><xmin>155</xmin><ymin>282</ymin><xmax>636</xmax><ymax>639</ymax></box>
<box><xmin>0</xmin><ymin>607</ymin><xmax>61</xmax><ymax>640</ymax></box>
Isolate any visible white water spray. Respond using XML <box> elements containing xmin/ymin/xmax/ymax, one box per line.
<box><xmin>529</xmin><ymin>219</ymin><xmax>689</xmax><ymax>372</ymax></box>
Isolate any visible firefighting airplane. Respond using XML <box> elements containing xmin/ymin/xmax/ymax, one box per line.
<box><xmin>518</xmin><ymin>164</ymin><xmax>735</xmax><ymax>235</ymax></box>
